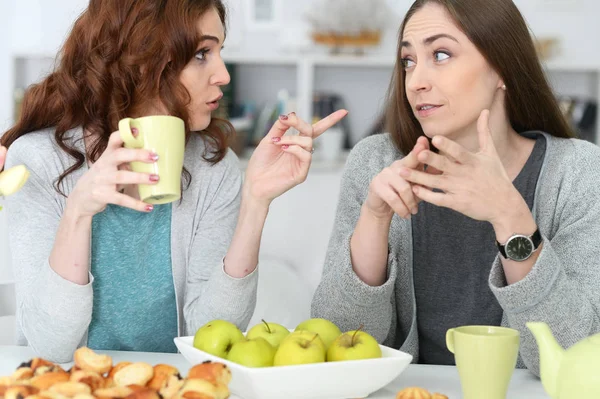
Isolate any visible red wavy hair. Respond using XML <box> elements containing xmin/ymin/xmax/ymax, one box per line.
<box><xmin>1</xmin><ymin>0</ymin><xmax>232</xmax><ymax>195</ymax></box>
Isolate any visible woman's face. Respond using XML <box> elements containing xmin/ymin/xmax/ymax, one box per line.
<box><xmin>179</xmin><ymin>8</ymin><xmax>230</xmax><ymax>131</ymax></box>
<box><xmin>401</xmin><ymin>3</ymin><xmax>504</xmax><ymax>140</ymax></box>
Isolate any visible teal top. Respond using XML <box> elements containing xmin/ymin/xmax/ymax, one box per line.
<box><xmin>87</xmin><ymin>203</ymin><xmax>178</xmax><ymax>353</ymax></box>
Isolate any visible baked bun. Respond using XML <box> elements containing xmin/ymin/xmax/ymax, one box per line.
<box><xmin>147</xmin><ymin>364</ymin><xmax>180</xmax><ymax>391</ymax></box>
<box><xmin>187</xmin><ymin>362</ymin><xmax>231</xmax><ymax>386</ymax></box>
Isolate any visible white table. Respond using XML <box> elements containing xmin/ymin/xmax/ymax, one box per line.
<box><xmin>0</xmin><ymin>346</ymin><xmax>549</xmax><ymax>398</ymax></box>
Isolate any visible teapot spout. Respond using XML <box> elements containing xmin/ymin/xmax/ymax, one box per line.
<box><xmin>526</xmin><ymin>322</ymin><xmax>564</xmax><ymax>399</ymax></box>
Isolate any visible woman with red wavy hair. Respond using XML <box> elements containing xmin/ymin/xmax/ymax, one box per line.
<box><xmin>1</xmin><ymin>0</ymin><xmax>346</xmax><ymax>362</ymax></box>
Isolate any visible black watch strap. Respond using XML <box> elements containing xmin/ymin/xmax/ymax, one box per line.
<box><xmin>497</xmin><ymin>228</ymin><xmax>542</xmax><ymax>259</ymax></box>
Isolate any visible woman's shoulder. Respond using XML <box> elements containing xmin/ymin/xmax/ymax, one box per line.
<box><xmin>345</xmin><ymin>133</ymin><xmax>402</xmax><ymax>175</ymax></box>
<box><xmin>5</xmin><ymin>127</ymin><xmax>75</xmax><ymax>171</ymax></box>
<box><xmin>543</xmin><ymin>133</ymin><xmax>600</xmax><ymax>172</ymax></box>
<box><xmin>539</xmin><ymin>133</ymin><xmax>600</xmax><ymax>199</ymax></box>
<box><xmin>184</xmin><ymin>133</ymin><xmax>242</xmax><ymax>185</ymax></box>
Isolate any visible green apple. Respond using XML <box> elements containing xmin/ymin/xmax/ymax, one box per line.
<box><xmin>246</xmin><ymin>319</ymin><xmax>290</xmax><ymax>349</ymax></box>
<box><xmin>0</xmin><ymin>165</ymin><xmax>29</xmax><ymax>197</ymax></box>
<box><xmin>327</xmin><ymin>327</ymin><xmax>382</xmax><ymax>362</ymax></box>
<box><xmin>295</xmin><ymin>318</ymin><xmax>342</xmax><ymax>349</ymax></box>
<box><xmin>227</xmin><ymin>337</ymin><xmax>276</xmax><ymax>367</ymax></box>
<box><xmin>193</xmin><ymin>320</ymin><xmax>244</xmax><ymax>359</ymax></box>
<box><xmin>273</xmin><ymin>331</ymin><xmax>326</xmax><ymax>366</ymax></box>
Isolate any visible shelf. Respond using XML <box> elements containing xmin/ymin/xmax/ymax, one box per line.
<box><xmin>223</xmin><ymin>53</ymin><xmax>298</xmax><ymax>66</ymax></box>
<box><xmin>223</xmin><ymin>51</ymin><xmax>600</xmax><ymax>73</ymax></box>
<box><xmin>12</xmin><ymin>50</ymin><xmax>600</xmax><ymax>74</ymax></box>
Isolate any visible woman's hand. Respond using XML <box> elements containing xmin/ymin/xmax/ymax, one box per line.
<box><xmin>400</xmin><ymin>110</ymin><xmax>526</xmax><ymax>226</ymax></box>
<box><xmin>66</xmin><ymin>131</ymin><xmax>160</xmax><ymax>218</ymax></box>
<box><xmin>244</xmin><ymin>110</ymin><xmax>348</xmax><ymax>206</ymax></box>
<box><xmin>364</xmin><ymin>136</ymin><xmax>431</xmax><ymax>220</ymax></box>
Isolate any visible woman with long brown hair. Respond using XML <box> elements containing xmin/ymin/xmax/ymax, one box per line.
<box><xmin>312</xmin><ymin>0</ymin><xmax>600</xmax><ymax>375</ymax></box>
<box><xmin>1</xmin><ymin>0</ymin><xmax>346</xmax><ymax>362</ymax></box>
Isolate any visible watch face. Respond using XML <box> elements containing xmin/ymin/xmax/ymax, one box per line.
<box><xmin>505</xmin><ymin>235</ymin><xmax>534</xmax><ymax>261</ymax></box>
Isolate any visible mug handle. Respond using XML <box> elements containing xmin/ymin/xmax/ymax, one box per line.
<box><xmin>118</xmin><ymin>118</ymin><xmax>142</xmax><ymax>148</ymax></box>
<box><xmin>446</xmin><ymin>328</ymin><xmax>455</xmax><ymax>354</ymax></box>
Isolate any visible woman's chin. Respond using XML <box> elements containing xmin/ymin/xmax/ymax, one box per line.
<box><xmin>190</xmin><ymin>118</ymin><xmax>211</xmax><ymax>132</ymax></box>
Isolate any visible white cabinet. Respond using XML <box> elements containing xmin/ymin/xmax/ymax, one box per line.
<box><xmin>224</xmin><ymin>52</ymin><xmax>600</xmax><ymax>146</ymax></box>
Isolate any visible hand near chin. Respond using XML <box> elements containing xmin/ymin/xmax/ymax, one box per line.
<box><xmin>364</xmin><ymin>136</ymin><xmax>432</xmax><ymax>220</ymax></box>
<box><xmin>243</xmin><ymin>110</ymin><xmax>348</xmax><ymax>206</ymax></box>
<box><xmin>399</xmin><ymin>109</ymin><xmax>519</xmax><ymax>223</ymax></box>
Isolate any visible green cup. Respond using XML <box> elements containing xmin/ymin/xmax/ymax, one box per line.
<box><xmin>446</xmin><ymin>325</ymin><xmax>520</xmax><ymax>399</ymax></box>
<box><xmin>118</xmin><ymin>115</ymin><xmax>185</xmax><ymax>205</ymax></box>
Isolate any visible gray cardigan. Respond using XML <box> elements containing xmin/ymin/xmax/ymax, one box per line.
<box><xmin>4</xmin><ymin>128</ymin><xmax>258</xmax><ymax>363</ymax></box>
<box><xmin>311</xmin><ymin>132</ymin><xmax>600</xmax><ymax>376</ymax></box>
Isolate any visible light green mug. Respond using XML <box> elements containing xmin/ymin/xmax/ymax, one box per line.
<box><xmin>118</xmin><ymin>115</ymin><xmax>185</xmax><ymax>205</ymax></box>
<box><xmin>446</xmin><ymin>325</ymin><xmax>520</xmax><ymax>399</ymax></box>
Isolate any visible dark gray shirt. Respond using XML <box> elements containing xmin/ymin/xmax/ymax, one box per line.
<box><xmin>412</xmin><ymin>135</ymin><xmax>546</xmax><ymax>365</ymax></box>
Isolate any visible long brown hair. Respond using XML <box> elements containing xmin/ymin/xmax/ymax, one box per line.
<box><xmin>1</xmin><ymin>0</ymin><xmax>232</xmax><ymax>195</ymax></box>
<box><xmin>386</xmin><ymin>0</ymin><xmax>575</xmax><ymax>155</ymax></box>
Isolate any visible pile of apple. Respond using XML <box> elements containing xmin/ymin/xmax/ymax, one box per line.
<box><xmin>192</xmin><ymin>318</ymin><xmax>382</xmax><ymax>368</ymax></box>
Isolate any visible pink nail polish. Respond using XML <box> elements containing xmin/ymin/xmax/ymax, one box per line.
<box><xmin>149</xmin><ymin>174</ymin><xmax>160</xmax><ymax>182</ymax></box>
<box><xmin>272</xmin><ymin>137</ymin><xmax>281</xmax><ymax>142</ymax></box>
<box><xmin>279</xmin><ymin>114</ymin><xmax>288</xmax><ymax>120</ymax></box>
<box><xmin>145</xmin><ymin>205</ymin><xmax>154</xmax><ymax>212</ymax></box>
<box><xmin>149</xmin><ymin>153</ymin><xmax>159</xmax><ymax>161</ymax></box>
<box><xmin>132</xmin><ymin>128</ymin><xmax>139</xmax><ymax>137</ymax></box>
<box><xmin>282</xmin><ymin>145</ymin><xmax>289</xmax><ymax>150</ymax></box>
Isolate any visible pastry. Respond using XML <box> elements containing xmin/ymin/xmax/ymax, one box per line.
<box><xmin>11</xmin><ymin>367</ymin><xmax>34</xmax><ymax>381</ymax></box>
<box><xmin>147</xmin><ymin>364</ymin><xmax>180</xmax><ymax>391</ymax></box>
<box><xmin>177</xmin><ymin>379</ymin><xmax>229</xmax><ymax>399</ymax></box>
<box><xmin>187</xmin><ymin>362</ymin><xmax>231</xmax><ymax>386</ymax></box>
<box><xmin>4</xmin><ymin>384</ymin><xmax>40</xmax><ymax>399</ymax></box>
<box><xmin>112</xmin><ymin>363</ymin><xmax>154</xmax><ymax>387</ymax></box>
<box><xmin>73</xmin><ymin>348</ymin><xmax>112</xmax><ymax>374</ymax></box>
<box><xmin>48</xmin><ymin>382</ymin><xmax>92</xmax><ymax>396</ymax></box>
<box><xmin>158</xmin><ymin>375</ymin><xmax>185</xmax><ymax>399</ymax></box>
<box><xmin>124</xmin><ymin>386</ymin><xmax>162</xmax><ymax>399</ymax></box>
<box><xmin>31</xmin><ymin>371</ymin><xmax>71</xmax><ymax>390</ymax></box>
<box><xmin>94</xmin><ymin>386</ymin><xmax>134</xmax><ymax>399</ymax></box>
<box><xmin>69</xmin><ymin>370</ymin><xmax>105</xmax><ymax>391</ymax></box>
<box><xmin>396</xmin><ymin>386</ymin><xmax>432</xmax><ymax>399</ymax></box>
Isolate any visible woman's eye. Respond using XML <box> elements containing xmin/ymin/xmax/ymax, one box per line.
<box><xmin>434</xmin><ymin>51</ymin><xmax>450</xmax><ymax>62</ymax></box>
<box><xmin>195</xmin><ymin>49</ymin><xmax>209</xmax><ymax>61</ymax></box>
<box><xmin>401</xmin><ymin>58</ymin><xmax>416</xmax><ymax>69</ymax></box>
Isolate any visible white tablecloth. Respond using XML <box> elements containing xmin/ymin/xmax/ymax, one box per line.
<box><xmin>0</xmin><ymin>346</ymin><xmax>549</xmax><ymax>398</ymax></box>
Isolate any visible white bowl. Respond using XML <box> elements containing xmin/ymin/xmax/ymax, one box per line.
<box><xmin>174</xmin><ymin>336</ymin><xmax>413</xmax><ymax>399</ymax></box>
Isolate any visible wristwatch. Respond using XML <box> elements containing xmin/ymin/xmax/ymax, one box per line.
<box><xmin>496</xmin><ymin>228</ymin><xmax>542</xmax><ymax>261</ymax></box>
